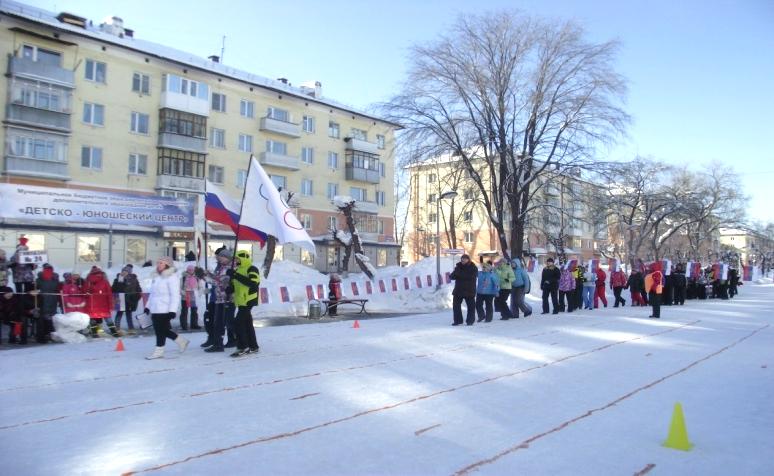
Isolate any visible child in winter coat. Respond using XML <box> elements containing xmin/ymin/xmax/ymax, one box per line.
<box><xmin>581</xmin><ymin>266</ymin><xmax>597</xmax><ymax>310</ymax></box>
<box><xmin>112</xmin><ymin>265</ymin><xmax>143</xmax><ymax>333</ymax></box>
<box><xmin>510</xmin><ymin>259</ymin><xmax>532</xmax><ymax>318</ymax></box>
<box><xmin>558</xmin><ymin>265</ymin><xmax>576</xmax><ymax>312</ymax></box>
<box><xmin>1</xmin><ymin>280</ymin><xmax>22</xmax><ymax>343</ymax></box>
<box><xmin>33</xmin><ymin>263</ymin><xmax>61</xmax><ymax>343</ymax></box>
<box><xmin>179</xmin><ymin>265</ymin><xmax>205</xmax><ymax>330</ymax></box>
<box><xmin>610</xmin><ymin>268</ymin><xmax>628</xmax><ymax>307</ymax></box>
<box><xmin>327</xmin><ymin>273</ymin><xmax>342</xmax><ymax>316</ymax></box>
<box><xmin>145</xmin><ymin>256</ymin><xmax>187</xmax><ymax>359</ymax></box>
<box><xmin>594</xmin><ymin>267</ymin><xmax>608</xmax><ymax>308</ymax></box>
<box><xmin>475</xmin><ymin>262</ymin><xmax>500</xmax><ymax>322</ymax></box>
<box><xmin>61</xmin><ymin>272</ymin><xmax>87</xmax><ymax>314</ymax></box>
<box><xmin>9</xmin><ymin>237</ymin><xmax>36</xmax><ymax>293</ymax></box>
<box><xmin>494</xmin><ymin>259</ymin><xmax>515</xmax><ymax>320</ymax></box>
<box><xmin>83</xmin><ymin>267</ymin><xmax>119</xmax><ymax>337</ymax></box>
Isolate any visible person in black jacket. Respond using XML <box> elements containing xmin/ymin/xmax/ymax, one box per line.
<box><xmin>450</xmin><ymin>254</ymin><xmax>478</xmax><ymax>326</ymax></box>
<box><xmin>672</xmin><ymin>265</ymin><xmax>687</xmax><ymax>305</ymax></box>
<box><xmin>728</xmin><ymin>268</ymin><xmax>740</xmax><ymax>298</ymax></box>
<box><xmin>540</xmin><ymin>258</ymin><xmax>561</xmax><ymax>314</ymax></box>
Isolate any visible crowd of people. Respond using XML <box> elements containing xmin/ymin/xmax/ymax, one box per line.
<box><xmin>0</xmin><ymin>239</ymin><xmax>261</xmax><ymax>360</ymax></box>
<box><xmin>449</xmin><ymin>253</ymin><xmax>744</xmax><ymax>324</ymax></box>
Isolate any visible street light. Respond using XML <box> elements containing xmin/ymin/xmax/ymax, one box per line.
<box><xmin>436</xmin><ymin>190</ymin><xmax>458</xmax><ymax>290</ymax></box>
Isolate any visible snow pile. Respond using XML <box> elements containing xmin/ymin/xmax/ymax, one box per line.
<box><xmin>754</xmin><ymin>277</ymin><xmax>773</xmax><ymax>285</ymax></box>
<box><xmin>50</xmin><ymin>312</ymin><xmax>90</xmax><ymax>343</ymax></box>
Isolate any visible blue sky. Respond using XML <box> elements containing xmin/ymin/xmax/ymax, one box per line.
<box><xmin>25</xmin><ymin>0</ymin><xmax>774</xmax><ymax>223</ymax></box>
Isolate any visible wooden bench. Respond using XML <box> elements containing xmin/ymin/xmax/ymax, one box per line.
<box><xmin>321</xmin><ymin>299</ymin><xmax>369</xmax><ymax>317</ymax></box>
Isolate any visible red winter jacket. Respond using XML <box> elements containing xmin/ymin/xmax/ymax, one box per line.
<box><xmin>84</xmin><ymin>271</ymin><xmax>114</xmax><ymax>319</ymax></box>
<box><xmin>61</xmin><ymin>281</ymin><xmax>87</xmax><ymax>314</ymax></box>
<box><xmin>610</xmin><ymin>270</ymin><xmax>628</xmax><ymax>289</ymax></box>
<box><xmin>595</xmin><ymin>268</ymin><xmax>607</xmax><ymax>288</ymax></box>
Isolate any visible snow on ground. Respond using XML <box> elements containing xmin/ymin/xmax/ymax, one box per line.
<box><xmin>1</xmin><ymin>282</ymin><xmax>772</xmax><ymax>475</ymax></box>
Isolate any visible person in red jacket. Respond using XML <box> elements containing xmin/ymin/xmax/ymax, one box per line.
<box><xmin>593</xmin><ymin>267</ymin><xmax>608</xmax><ymax>308</ymax></box>
<box><xmin>83</xmin><ymin>267</ymin><xmax>119</xmax><ymax>337</ymax></box>
<box><xmin>609</xmin><ymin>268</ymin><xmax>628</xmax><ymax>307</ymax></box>
<box><xmin>61</xmin><ymin>272</ymin><xmax>87</xmax><ymax>314</ymax></box>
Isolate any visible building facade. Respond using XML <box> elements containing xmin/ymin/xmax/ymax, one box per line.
<box><xmin>1</xmin><ymin>1</ymin><xmax>400</xmax><ymax>272</ymax></box>
<box><xmin>404</xmin><ymin>157</ymin><xmax>608</xmax><ymax>265</ymax></box>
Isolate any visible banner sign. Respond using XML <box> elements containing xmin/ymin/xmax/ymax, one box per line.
<box><xmin>18</xmin><ymin>251</ymin><xmax>48</xmax><ymax>264</ymax></box>
<box><xmin>0</xmin><ymin>183</ymin><xmax>194</xmax><ymax>227</ymax></box>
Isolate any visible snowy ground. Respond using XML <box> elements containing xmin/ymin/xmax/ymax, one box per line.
<box><xmin>1</xmin><ymin>284</ymin><xmax>772</xmax><ymax>476</ymax></box>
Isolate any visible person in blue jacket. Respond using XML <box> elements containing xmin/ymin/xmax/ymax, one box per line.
<box><xmin>475</xmin><ymin>261</ymin><xmax>500</xmax><ymax>322</ymax></box>
<box><xmin>510</xmin><ymin>258</ymin><xmax>533</xmax><ymax>318</ymax></box>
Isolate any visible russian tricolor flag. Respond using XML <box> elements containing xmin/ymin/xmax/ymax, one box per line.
<box><xmin>205</xmin><ymin>180</ymin><xmax>267</xmax><ymax>245</ymax></box>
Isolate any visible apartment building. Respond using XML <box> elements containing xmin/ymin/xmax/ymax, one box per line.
<box><xmin>0</xmin><ymin>0</ymin><xmax>400</xmax><ymax>272</ymax></box>
<box><xmin>404</xmin><ymin>155</ymin><xmax>608</xmax><ymax>264</ymax></box>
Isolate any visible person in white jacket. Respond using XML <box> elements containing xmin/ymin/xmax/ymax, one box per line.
<box><xmin>145</xmin><ymin>257</ymin><xmax>188</xmax><ymax>359</ymax></box>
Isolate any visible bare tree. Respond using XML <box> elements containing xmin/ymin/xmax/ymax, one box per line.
<box><xmin>331</xmin><ymin>200</ymin><xmax>375</xmax><ymax>279</ymax></box>
<box><xmin>382</xmin><ymin>10</ymin><xmax>628</xmax><ymax>260</ymax></box>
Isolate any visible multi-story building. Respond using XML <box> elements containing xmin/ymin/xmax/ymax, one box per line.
<box><xmin>404</xmin><ymin>155</ymin><xmax>607</xmax><ymax>264</ymax></box>
<box><xmin>0</xmin><ymin>0</ymin><xmax>400</xmax><ymax>272</ymax></box>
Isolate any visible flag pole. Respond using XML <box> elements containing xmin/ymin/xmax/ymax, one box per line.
<box><xmin>231</xmin><ymin>154</ymin><xmax>254</xmax><ymax>268</ymax></box>
<box><xmin>203</xmin><ymin>180</ymin><xmax>209</xmax><ymax>274</ymax></box>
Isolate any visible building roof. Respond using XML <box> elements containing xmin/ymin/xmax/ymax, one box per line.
<box><xmin>0</xmin><ymin>0</ymin><xmax>402</xmax><ymax>129</ymax></box>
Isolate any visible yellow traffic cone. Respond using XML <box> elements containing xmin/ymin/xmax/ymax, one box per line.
<box><xmin>663</xmin><ymin>402</ymin><xmax>693</xmax><ymax>451</ymax></box>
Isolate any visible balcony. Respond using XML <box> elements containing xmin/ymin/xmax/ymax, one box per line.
<box><xmin>353</xmin><ymin>200</ymin><xmax>379</xmax><ymax>214</ymax></box>
<box><xmin>156</xmin><ymin>174</ymin><xmax>205</xmax><ymax>193</ymax></box>
<box><xmin>160</xmin><ymin>91</ymin><xmax>210</xmax><ymax>117</ymax></box>
<box><xmin>345</xmin><ymin>164</ymin><xmax>380</xmax><ymax>184</ymax></box>
<box><xmin>259</xmin><ymin>116</ymin><xmax>301</xmax><ymax>138</ymax></box>
<box><xmin>258</xmin><ymin>151</ymin><xmax>300</xmax><ymax>171</ymax></box>
<box><xmin>344</xmin><ymin>137</ymin><xmax>379</xmax><ymax>155</ymax></box>
<box><xmin>4</xmin><ymin>155</ymin><xmax>70</xmax><ymax>180</ymax></box>
<box><xmin>8</xmin><ymin>56</ymin><xmax>74</xmax><ymax>87</ymax></box>
<box><xmin>6</xmin><ymin>104</ymin><xmax>71</xmax><ymax>131</ymax></box>
<box><xmin>157</xmin><ymin>132</ymin><xmax>207</xmax><ymax>154</ymax></box>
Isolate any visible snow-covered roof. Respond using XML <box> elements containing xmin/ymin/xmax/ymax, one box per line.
<box><xmin>0</xmin><ymin>0</ymin><xmax>401</xmax><ymax>129</ymax></box>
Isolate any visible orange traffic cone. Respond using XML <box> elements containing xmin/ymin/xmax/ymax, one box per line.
<box><xmin>115</xmin><ymin>339</ymin><xmax>125</xmax><ymax>352</ymax></box>
<box><xmin>352</xmin><ymin>320</ymin><xmax>360</xmax><ymax>329</ymax></box>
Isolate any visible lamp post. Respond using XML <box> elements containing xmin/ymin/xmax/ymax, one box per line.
<box><xmin>436</xmin><ymin>190</ymin><xmax>458</xmax><ymax>290</ymax></box>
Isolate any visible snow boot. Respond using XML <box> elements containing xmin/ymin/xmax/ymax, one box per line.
<box><xmin>175</xmin><ymin>336</ymin><xmax>189</xmax><ymax>353</ymax></box>
<box><xmin>230</xmin><ymin>348</ymin><xmax>249</xmax><ymax>358</ymax></box>
<box><xmin>146</xmin><ymin>347</ymin><xmax>164</xmax><ymax>360</ymax></box>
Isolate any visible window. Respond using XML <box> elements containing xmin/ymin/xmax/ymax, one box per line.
<box><xmin>464</xmin><ymin>189</ymin><xmax>474</xmax><ymax>200</ymax></box>
<box><xmin>327</xmin><ymin>183</ymin><xmax>338</xmax><ymax>200</ymax></box>
<box><xmin>301</xmin><ymin>147</ymin><xmax>314</xmax><ymax>164</ymax></box>
<box><xmin>328</xmin><ymin>121</ymin><xmax>340</xmax><ymax>138</ymax></box>
<box><xmin>77</xmin><ymin>236</ymin><xmax>101</xmax><ymax>262</ymax></box>
<box><xmin>208</xmin><ymin>165</ymin><xmax>224</xmax><ymax>184</ymax></box>
<box><xmin>301</xmin><ymin>214</ymin><xmax>312</xmax><ymax>230</ymax></box>
<box><xmin>302</xmin><ymin>115</ymin><xmax>315</xmax><ymax>133</ymax></box>
<box><xmin>428</xmin><ymin>213</ymin><xmax>437</xmax><ymax>223</ymax></box>
<box><xmin>10</xmin><ymin>133</ymin><xmax>66</xmax><ymax>162</ymax></box>
<box><xmin>238</xmin><ymin>134</ymin><xmax>253</xmax><ymax>153</ymax></box>
<box><xmin>83</xmin><ymin>103</ymin><xmax>104</xmax><ymax>126</ymax></box>
<box><xmin>377</xmin><ymin>249</ymin><xmax>387</xmax><ymax>267</ymax></box>
<box><xmin>350</xmin><ymin>128</ymin><xmax>367</xmax><ymax>141</ymax></box>
<box><xmin>240</xmin><ymin>99</ymin><xmax>254</xmax><ymax>118</ymax></box>
<box><xmin>10</xmin><ymin>79</ymin><xmax>68</xmax><ymax>113</ymax></box>
<box><xmin>21</xmin><ymin>45</ymin><xmax>61</xmax><ymax>66</ymax></box>
<box><xmin>270</xmin><ymin>174</ymin><xmax>287</xmax><ymax>190</ymax></box>
<box><xmin>267</xmin><ymin>106</ymin><xmax>290</xmax><ymax>122</ymax></box>
<box><xmin>236</xmin><ymin>169</ymin><xmax>247</xmax><ymax>188</ymax></box>
<box><xmin>265</xmin><ymin>140</ymin><xmax>287</xmax><ymax>155</ymax></box>
<box><xmin>378</xmin><ymin>220</ymin><xmax>385</xmax><ymax>234</ymax></box>
<box><xmin>162</xmin><ymin>74</ymin><xmax>209</xmax><ymax>99</ymax></box>
<box><xmin>350</xmin><ymin>187</ymin><xmax>366</xmax><ymax>201</ymax></box>
<box><xmin>84</xmin><ymin>59</ymin><xmax>106</xmax><ymax>83</ymax></box>
<box><xmin>464</xmin><ymin>231</ymin><xmax>474</xmax><ymax>243</ymax></box>
<box><xmin>159</xmin><ymin>109</ymin><xmax>206</xmax><ymax>138</ymax></box>
<box><xmin>328</xmin><ymin>216</ymin><xmax>337</xmax><ymax>230</ymax></box>
<box><xmin>157</xmin><ymin>148</ymin><xmax>205</xmax><ymax>178</ymax></box>
<box><xmin>210</xmin><ymin>128</ymin><xmax>225</xmax><ymax>148</ymax></box>
<box><xmin>130</xmin><ymin>112</ymin><xmax>149</xmax><ymax>134</ymax></box>
<box><xmin>463</xmin><ymin>211</ymin><xmax>473</xmax><ymax>222</ymax></box>
<box><xmin>345</xmin><ymin>150</ymin><xmax>379</xmax><ymax>170</ymax></box>
<box><xmin>126</xmin><ymin>238</ymin><xmax>146</xmax><ymax>264</ymax></box>
<box><xmin>301</xmin><ymin>179</ymin><xmax>313</xmax><ymax>196</ymax></box>
<box><xmin>301</xmin><ymin>249</ymin><xmax>315</xmax><ymax>266</ymax></box>
<box><xmin>328</xmin><ymin>152</ymin><xmax>339</xmax><ymax>169</ymax></box>
<box><xmin>128</xmin><ymin>153</ymin><xmax>147</xmax><ymax>175</ymax></box>
<box><xmin>380</xmin><ymin>162</ymin><xmax>385</xmax><ymax>177</ymax></box>
<box><xmin>376</xmin><ymin>134</ymin><xmax>385</xmax><ymax>149</ymax></box>
<box><xmin>428</xmin><ymin>193</ymin><xmax>437</xmax><ymax>203</ymax></box>
<box><xmin>81</xmin><ymin>146</ymin><xmax>102</xmax><ymax>169</ymax></box>
<box><xmin>132</xmin><ymin>72</ymin><xmax>150</xmax><ymax>94</ymax></box>
<box><xmin>428</xmin><ymin>173</ymin><xmax>436</xmax><ymax>183</ymax></box>
<box><xmin>376</xmin><ymin>191</ymin><xmax>386</xmax><ymax>206</ymax></box>
<box><xmin>211</xmin><ymin>93</ymin><xmax>226</xmax><ymax>112</ymax></box>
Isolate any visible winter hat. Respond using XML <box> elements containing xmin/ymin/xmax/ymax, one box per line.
<box><xmin>121</xmin><ymin>265</ymin><xmax>133</xmax><ymax>273</ymax></box>
<box><xmin>460</xmin><ymin>254</ymin><xmax>470</xmax><ymax>260</ymax></box>
<box><xmin>217</xmin><ymin>248</ymin><xmax>233</xmax><ymax>259</ymax></box>
<box><xmin>157</xmin><ymin>256</ymin><xmax>173</xmax><ymax>268</ymax></box>
<box><xmin>43</xmin><ymin>263</ymin><xmax>53</xmax><ymax>270</ymax></box>
<box><xmin>186</xmin><ymin>264</ymin><xmax>195</xmax><ymax>273</ymax></box>
<box><xmin>18</xmin><ymin>237</ymin><xmax>28</xmax><ymax>247</ymax></box>
<box><xmin>90</xmin><ymin>265</ymin><xmax>101</xmax><ymax>273</ymax></box>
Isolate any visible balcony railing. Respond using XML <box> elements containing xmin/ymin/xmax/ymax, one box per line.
<box><xmin>159</xmin><ymin>91</ymin><xmax>210</xmax><ymax>117</ymax></box>
<box><xmin>344</xmin><ymin>137</ymin><xmax>379</xmax><ymax>155</ymax></box>
<box><xmin>259</xmin><ymin>116</ymin><xmax>301</xmax><ymax>138</ymax></box>
<box><xmin>8</xmin><ymin>56</ymin><xmax>74</xmax><ymax>87</ymax></box>
<box><xmin>4</xmin><ymin>155</ymin><xmax>70</xmax><ymax>180</ymax></box>
<box><xmin>6</xmin><ymin>104</ymin><xmax>71</xmax><ymax>131</ymax></box>
<box><xmin>156</xmin><ymin>174</ymin><xmax>205</xmax><ymax>192</ymax></box>
<box><xmin>353</xmin><ymin>200</ymin><xmax>379</xmax><ymax>214</ymax></box>
<box><xmin>157</xmin><ymin>132</ymin><xmax>207</xmax><ymax>154</ymax></box>
<box><xmin>258</xmin><ymin>151</ymin><xmax>300</xmax><ymax>171</ymax></box>
<box><xmin>345</xmin><ymin>164</ymin><xmax>380</xmax><ymax>184</ymax></box>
